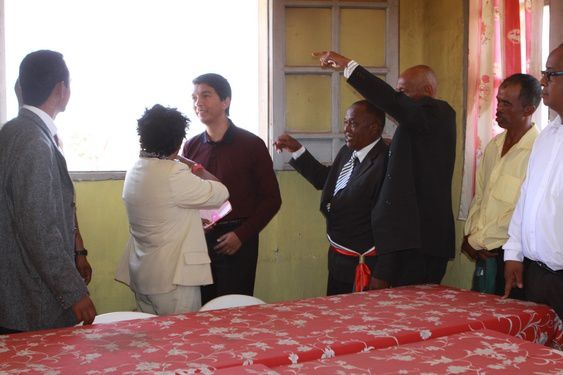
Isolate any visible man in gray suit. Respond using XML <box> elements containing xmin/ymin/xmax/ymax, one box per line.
<box><xmin>0</xmin><ymin>50</ymin><xmax>97</xmax><ymax>333</ymax></box>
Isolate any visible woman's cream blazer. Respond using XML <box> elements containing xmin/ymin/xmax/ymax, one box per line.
<box><xmin>116</xmin><ymin>158</ymin><xmax>229</xmax><ymax>295</ymax></box>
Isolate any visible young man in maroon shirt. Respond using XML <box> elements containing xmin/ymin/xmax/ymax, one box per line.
<box><xmin>182</xmin><ymin>73</ymin><xmax>281</xmax><ymax>304</ymax></box>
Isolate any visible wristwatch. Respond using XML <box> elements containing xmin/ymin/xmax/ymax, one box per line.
<box><xmin>75</xmin><ymin>249</ymin><xmax>88</xmax><ymax>256</ymax></box>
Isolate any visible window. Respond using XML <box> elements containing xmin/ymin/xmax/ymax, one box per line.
<box><xmin>270</xmin><ymin>0</ymin><xmax>398</xmax><ymax>170</ymax></box>
<box><xmin>2</xmin><ymin>0</ymin><xmax>265</xmax><ymax>173</ymax></box>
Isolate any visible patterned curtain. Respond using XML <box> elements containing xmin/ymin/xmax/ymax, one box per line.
<box><xmin>458</xmin><ymin>0</ymin><xmax>543</xmax><ymax>219</ymax></box>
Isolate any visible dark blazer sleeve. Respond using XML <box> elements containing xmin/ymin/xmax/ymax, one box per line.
<box><xmin>347</xmin><ymin>65</ymin><xmax>436</xmax><ymax>134</ymax></box>
<box><xmin>289</xmin><ymin>149</ymin><xmax>333</xmax><ymax>190</ymax></box>
<box><xmin>349</xmin><ymin>66</ymin><xmax>457</xmax><ymax>258</ymax></box>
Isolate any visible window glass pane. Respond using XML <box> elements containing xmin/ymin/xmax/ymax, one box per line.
<box><xmin>340</xmin><ymin>8</ymin><xmax>386</xmax><ymax>66</ymax></box>
<box><xmin>340</xmin><ymin>75</ymin><xmax>364</xmax><ymax>131</ymax></box>
<box><xmin>4</xmin><ymin>0</ymin><xmax>260</xmax><ymax>171</ymax></box>
<box><xmin>285</xmin><ymin>8</ymin><xmax>331</xmax><ymax>66</ymax></box>
<box><xmin>286</xmin><ymin>75</ymin><xmax>331</xmax><ymax>132</ymax></box>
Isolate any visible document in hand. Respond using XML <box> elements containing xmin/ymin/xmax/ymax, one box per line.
<box><xmin>200</xmin><ymin>201</ymin><xmax>232</xmax><ymax>229</ymax></box>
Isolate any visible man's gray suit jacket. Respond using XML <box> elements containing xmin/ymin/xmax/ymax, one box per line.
<box><xmin>0</xmin><ymin>108</ymin><xmax>87</xmax><ymax>331</ymax></box>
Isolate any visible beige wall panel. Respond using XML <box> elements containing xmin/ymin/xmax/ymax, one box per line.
<box><xmin>286</xmin><ymin>75</ymin><xmax>331</xmax><ymax>132</ymax></box>
<box><xmin>340</xmin><ymin>9</ymin><xmax>386</xmax><ymax>66</ymax></box>
<box><xmin>286</xmin><ymin>8</ymin><xmax>331</xmax><ymax>66</ymax></box>
<box><xmin>399</xmin><ymin>0</ymin><xmax>425</xmax><ymax>71</ymax></box>
<box><xmin>401</xmin><ymin>0</ymin><xmax>467</xmax><ymax>290</ymax></box>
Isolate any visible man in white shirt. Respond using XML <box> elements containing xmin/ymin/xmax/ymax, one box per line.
<box><xmin>504</xmin><ymin>44</ymin><xmax>563</xmax><ymax>318</ymax></box>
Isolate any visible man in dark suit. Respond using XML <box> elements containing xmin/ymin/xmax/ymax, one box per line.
<box><xmin>275</xmin><ymin>100</ymin><xmax>388</xmax><ymax>295</ymax></box>
<box><xmin>313</xmin><ymin>51</ymin><xmax>456</xmax><ymax>288</ymax></box>
<box><xmin>0</xmin><ymin>50</ymin><xmax>97</xmax><ymax>333</ymax></box>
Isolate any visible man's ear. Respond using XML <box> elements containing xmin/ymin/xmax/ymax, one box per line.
<box><xmin>423</xmin><ymin>84</ymin><xmax>435</xmax><ymax>97</ymax></box>
<box><xmin>222</xmin><ymin>97</ymin><xmax>231</xmax><ymax>112</ymax></box>
<box><xmin>52</xmin><ymin>81</ymin><xmax>66</xmax><ymax>100</ymax></box>
<box><xmin>522</xmin><ymin>105</ymin><xmax>536</xmax><ymax>117</ymax></box>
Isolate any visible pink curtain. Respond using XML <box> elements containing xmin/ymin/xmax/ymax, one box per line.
<box><xmin>459</xmin><ymin>0</ymin><xmax>543</xmax><ymax>219</ymax></box>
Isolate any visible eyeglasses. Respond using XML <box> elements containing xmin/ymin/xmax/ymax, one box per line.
<box><xmin>541</xmin><ymin>70</ymin><xmax>563</xmax><ymax>82</ymax></box>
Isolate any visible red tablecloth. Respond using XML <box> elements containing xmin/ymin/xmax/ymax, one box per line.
<box><xmin>271</xmin><ymin>329</ymin><xmax>563</xmax><ymax>374</ymax></box>
<box><xmin>1</xmin><ymin>285</ymin><xmax>561</xmax><ymax>374</ymax></box>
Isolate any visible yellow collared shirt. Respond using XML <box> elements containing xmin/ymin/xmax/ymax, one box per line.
<box><xmin>464</xmin><ymin>126</ymin><xmax>538</xmax><ymax>251</ymax></box>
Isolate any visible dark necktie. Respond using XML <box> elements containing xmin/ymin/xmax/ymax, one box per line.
<box><xmin>333</xmin><ymin>151</ymin><xmax>358</xmax><ymax>196</ymax></box>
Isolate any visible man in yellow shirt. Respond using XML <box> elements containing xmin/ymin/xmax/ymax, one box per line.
<box><xmin>462</xmin><ymin>73</ymin><xmax>541</xmax><ymax>296</ymax></box>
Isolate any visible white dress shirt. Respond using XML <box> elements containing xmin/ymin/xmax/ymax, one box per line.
<box><xmin>22</xmin><ymin>105</ymin><xmax>60</xmax><ymax>147</ymax></box>
<box><xmin>504</xmin><ymin>116</ymin><xmax>563</xmax><ymax>271</ymax></box>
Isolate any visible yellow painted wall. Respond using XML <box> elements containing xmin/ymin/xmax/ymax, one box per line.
<box><xmin>75</xmin><ymin>181</ymin><xmax>136</xmax><ymax>313</ymax></box>
<box><xmin>78</xmin><ymin>0</ymin><xmax>471</xmax><ymax>314</ymax></box>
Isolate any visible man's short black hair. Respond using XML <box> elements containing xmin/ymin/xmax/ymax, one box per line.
<box><xmin>137</xmin><ymin>104</ymin><xmax>190</xmax><ymax>158</ymax></box>
<box><xmin>19</xmin><ymin>50</ymin><xmax>69</xmax><ymax>107</ymax></box>
<box><xmin>500</xmin><ymin>73</ymin><xmax>542</xmax><ymax>109</ymax></box>
<box><xmin>193</xmin><ymin>73</ymin><xmax>232</xmax><ymax>115</ymax></box>
<box><xmin>353</xmin><ymin>99</ymin><xmax>386</xmax><ymax>129</ymax></box>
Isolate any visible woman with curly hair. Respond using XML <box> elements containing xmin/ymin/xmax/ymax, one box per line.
<box><xmin>116</xmin><ymin>104</ymin><xmax>228</xmax><ymax>314</ymax></box>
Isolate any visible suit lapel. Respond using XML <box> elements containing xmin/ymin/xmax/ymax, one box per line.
<box><xmin>20</xmin><ymin>109</ymin><xmax>74</xmax><ymax>191</ymax></box>
<box><xmin>350</xmin><ymin>140</ymin><xmax>386</xmax><ymax>181</ymax></box>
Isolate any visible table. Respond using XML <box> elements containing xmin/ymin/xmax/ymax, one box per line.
<box><xmin>1</xmin><ymin>285</ymin><xmax>561</xmax><ymax>374</ymax></box>
<box><xmin>266</xmin><ymin>329</ymin><xmax>563</xmax><ymax>374</ymax></box>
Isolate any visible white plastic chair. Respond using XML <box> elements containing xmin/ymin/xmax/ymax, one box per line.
<box><xmin>93</xmin><ymin>311</ymin><xmax>157</xmax><ymax>324</ymax></box>
<box><xmin>199</xmin><ymin>294</ymin><xmax>265</xmax><ymax>311</ymax></box>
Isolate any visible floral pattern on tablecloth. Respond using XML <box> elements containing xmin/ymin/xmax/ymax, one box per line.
<box><xmin>0</xmin><ymin>285</ymin><xmax>561</xmax><ymax>374</ymax></box>
<box><xmin>273</xmin><ymin>329</ymin><xmax>563</xmax><ymax>374</ymax></box>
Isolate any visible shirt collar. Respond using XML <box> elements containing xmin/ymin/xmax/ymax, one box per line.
<box><xmin>202</xmin><ymin>119</ymin><xmax>235</xmax><ymax>144</ymax></box>
<box><xmin>544</xmin><ymin>116</ymin><xmax>563</xmax><ymax>138</ymax></box>
<box><xmin>494</xmin><ymin>124</ymin><xmax>539</xmax><ymax>151</ymax></box>
<box><xmin>355</xmin><ymin>137</ymin><xmax>381</xmax><ymax>163</ymax></box>
<box><xmin>22</xmin><ymin>105</ymin><xmax>58</xmax><ymax>140</ymax></box>
<box><xmin>550</xmin><ymin>115</ymin><xmax>562</xmax><ymax>128</ymax></box>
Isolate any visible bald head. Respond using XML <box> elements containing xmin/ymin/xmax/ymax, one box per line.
<box><xmin>396</xmin><ymin>65</ymin><xmax>438</xmax><ymax>100</ymax></box>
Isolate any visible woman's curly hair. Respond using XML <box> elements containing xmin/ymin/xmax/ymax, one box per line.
<box><xmin>137</xmin><ymin>104</ymin><xmax>190</xmax><ymax>158</ymax></box>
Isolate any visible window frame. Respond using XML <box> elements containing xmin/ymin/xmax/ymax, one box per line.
<box><xmin>270</xmin><ymin>0</ymin><xmax>399</xmax><ymax>170</ymax></box>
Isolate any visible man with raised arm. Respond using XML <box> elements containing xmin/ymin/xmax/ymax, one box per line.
<box><xmin>313</xmin><ymin>51</ymin><xmax>456</xmax><ymax>288</ymax></box>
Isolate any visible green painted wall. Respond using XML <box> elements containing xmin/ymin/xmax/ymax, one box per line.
<box><xmin>78</xmin><ymin>0</ymin><xmax>471</xmax><ymax>314</ymax></box>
